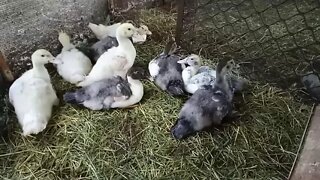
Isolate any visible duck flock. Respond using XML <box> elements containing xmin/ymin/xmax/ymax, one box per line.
<box><xmin>8</xmin><ymin>21</ymin><xmax>246</xmax><ymax>140</ymax></box>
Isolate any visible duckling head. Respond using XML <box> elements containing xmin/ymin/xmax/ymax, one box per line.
<box><xmin>127</xmin><ymin>67</ymin><xmax>150</xmax><ymax>81</ymax></box>
<box><xmin>177</xmin><ymin>54</ymin><xmax>201</xmax><ymax>67</ymax></box>
<box><xmin>31</xmin><ymin>49</ymin><xmax>55</xmax><ymax>65</ymax></box>
<box><xmin>138</xmin><ymin>24</ymin><xmax>152</xmax><ymax>35</ymax></box>
<box><xmin>116</xmin><ymin>23</ymin><xmax>137</xmax><ymax>38</ymax></box>
<box><xmin>171</xmin><ymin>117</ymin><xmax>195</xmax><ymax>140</ymax></box>
<box><xmin>216</xmin><ymin>59</ymin><xmax>236</xmax><ymax>75</ymax></box>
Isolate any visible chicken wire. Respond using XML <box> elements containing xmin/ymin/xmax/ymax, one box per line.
<box><xmin>178</xmin><ymin>0</ymin><xmax>320</xmax><ymax>102</ymax></box>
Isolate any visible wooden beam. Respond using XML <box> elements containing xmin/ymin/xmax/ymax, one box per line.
<box><xmin>175</xmin><ymin>0</ymin><xmax>185</xmax><ymax>46</ymax></box>
<box><xmin>0</xmin><ymin>51</ymin><xmax>14</xmax><ymax>82</ymax></box>
<box><xmin>289</xmin><ymin>105</ymin><xmax>320</xmax><ymax>180</ymax></box>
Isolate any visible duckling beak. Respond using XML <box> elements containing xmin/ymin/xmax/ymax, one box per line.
<box><xmin>177</xmin><ymin>58</ymin><xmax>188</xmax><ymax>64</ymax></box>
<box><xmin>146</xmin><ymin>30</ymin><xmax>152</xmax><ymax>35</ymax></box>
<box><xmin>49</xmin><ymin>58</ymin><xmax>61</xmax><ymax>65</ymax></box>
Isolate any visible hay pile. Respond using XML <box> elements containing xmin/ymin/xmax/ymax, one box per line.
<box><xmin>0</xmin><ymin>9</ymin><xmax>312</xmax><ymax>179</ymax></box>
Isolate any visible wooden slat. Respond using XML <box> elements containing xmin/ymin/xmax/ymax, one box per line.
<box><xmin>175</xmin><ymin>0</ymin><xmax>185</xmax><ymax>46</ymax></box>
<box><xmin>0</xmin><ymin>51</ymin><xmax>14</xmax><ymax>82</ymax></box>
<box><xmin>289</xmin><ymin>105</ymin><xmax>320</xmax><ymax>180</ymax></box>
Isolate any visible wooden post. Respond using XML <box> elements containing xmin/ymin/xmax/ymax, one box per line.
<box><xmin>0</xmin><ymin>51</ymin><xmax>14</xmax><ymax>82</ymax></box>
<box><xmin>175</xmin><ymin>0</ymin><xmax>185</xmax><ymax>46</ymax></box>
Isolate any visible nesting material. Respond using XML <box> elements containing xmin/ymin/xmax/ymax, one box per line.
<box><xmin>1</xmin><ymin>9</ymin><xmax>312</xmax><ymax>179</ymax></box>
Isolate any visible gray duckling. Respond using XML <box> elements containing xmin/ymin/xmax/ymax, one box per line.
<box><xmin>148</xmin><ymin>38</ymin><xmax>185</xmax><ymax>96</ymax></box>
<box><xmin>63</xmin><ymin>68</ymin><xmax>147</xmax><ymax>110</ymax></box>
<box><xmin>171</xmin><ymin>59</ymin><xmax>237</xmax><ymax>139</ymax></box>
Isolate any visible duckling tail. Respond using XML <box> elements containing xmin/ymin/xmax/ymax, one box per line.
<box><xmin>167</xmin><ymin>80</ymin><xmax>185</xmax><ymax>96</ymax></box>
<box><xmin>88</xmin><ymin>23</ymin><xmax>104</xmax><ymax>39</ymax></box>
<box><xmin>58</xmin><ymin>32</ymin><xmax>74</xmax><ymax>51</ymax></box>
<box><xmin>163</xmin><ymin>37</ymin><xmax>176</xmax><ymax>55</ymax></box>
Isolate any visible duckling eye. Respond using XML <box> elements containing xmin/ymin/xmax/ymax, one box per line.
<box><xmin>41</xmin><ymin>55</ymin><xmax>45</xmax><ymax>57</ymax></box>
<box><xmin>226</xmin><ymin>65</ymin><xmax>230</xmax><ymax>69</ymax></box>
<box><xmin>128</xmin><ymin>28</ymin><xmax>131</xmax><ymax>31</ymax></box>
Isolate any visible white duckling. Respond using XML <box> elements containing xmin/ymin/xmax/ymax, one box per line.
<box><xmin>53</xmin><ymin>32</ymin><xmax>92</xmax><ymax>84</ymax></box>
<box><xmin>148</xmin><ymin>39</ymin><xmax>185</xmax><ymax>96</ymax></box>
<box><xmin>64</xmin><ymin>67</ymin><xmax>146</xmax><ymax>110</ymax></box>
<box><xmin>88</xmin><ymin>22</ymin><xmax>121</xmax><ymax>40</ymax></box>
<box><xmin>88</xmin><ymin>22</ymin><xmax>151</xmax><ymax>43</ymax></box>
<box><xmin>177</xmin><ymin>54</ymin><xmax>217</xmax><ymax>94</ymax></box>
<box><xmin>131</xmin><ymin>24</ymin><xmax>152</xmax><ymax>44</ymax></box>
<box><xmin>77</xmin><ymin>23</ymin><xmax>137</xmax><ymax>87</ymax></box>
<box><xmin>171</xmin><ymin>59</ymin><xmax>236</xmax><ymax>139</ymax></box>
<box><xmin>9</xmin><ymin>49</ymin><xmax>59</xmax><ymax>136</ymax></box>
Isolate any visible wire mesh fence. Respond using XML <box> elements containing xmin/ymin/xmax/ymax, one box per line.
<box><xmin>178</xmin><ymin>0</ymin><xmax>320</xmax><ymax>102</ymax></box>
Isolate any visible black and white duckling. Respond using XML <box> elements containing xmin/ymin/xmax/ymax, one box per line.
<box><xmin>171</xmin><ymin>59</ymin><xmax>236</xmax><ymax>139</ymax></box>
<box><xmin>77</xmin><ymin>23</ymin><xmax>137</xmax><ymax>87</ymax></box>
<box><xmin>9</xmin><ymin>49</ymin><xmax>59</xmax><ymax>136</ymax></box>
<box><xmin>52</xmin><ymin>32</ymin><xmax>93</xmax><ymax>84</ymax></box>
<box><xmin>63</xmin><ymin>67</ymin><xmax>147</xmax><ymax>110</ymax></box>
<box><xmin>148</xmin><ymin>39</ymin><xmax>185</xmax><ymax>96</ymax></box>
<box><xmin>177</xmin><ymin>54</ymin><xmax>217</xmax><ymax>94</ymax></box>
<box><xmin>89</xmin><ymin>24</ymin><xmax>152</xmax><ymax>62</ymax></box>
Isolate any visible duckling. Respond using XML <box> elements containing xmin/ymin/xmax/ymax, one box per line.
<box><xmin>301</xmin><ymin>72</ymin><xmax>320</xmax><ymax>102</ymax></box>
<box><xmin>63</xmin><ymin>67</ymin><xmax>147</xmax><ymax>110</ymax></box>
<box><xmin>89</xmin><ymin>24</ymin><xmax>151</xmax><ymax>62</ymax></box>
<box><xmin>52</xmin><ymin>32</ymin><xmax>92</xmax><ymax>84</ymax></box>
<box><xmin>131</xmin><ymin>24</ymin><xmax>152</xmax><ymax>44</ymax></box>
<box><xmin>9</xmin><ymin>49</ymin><xmax>59</xmax><ymax>136</ymax></box>
<box><xmin>171</xmin><ymin>59</ymin><xmax>236</xmax><ymax>139</ymax></box>
<box><xmin>88</xmin><ymin>22</ymin><xmax>121</xmax><ymax>40</ymax></box>
<box><xmin>88</xmin><ymin>22</ymin><xmax>151</xmax><ymax>43</ymax></box>
<box><xmin>148</xmin><ymin>39</ymin><xmax>185</xmax><ymax>96</ymax></box>
<box><xmin>77</xmin><ymin>23</ymin><xmax>137</xmax><ymax>87</ymax></box>
<box><xmin>177</xmin><ymin>54</ymin><xmax>216</xmax><ymax>94</ymax></box>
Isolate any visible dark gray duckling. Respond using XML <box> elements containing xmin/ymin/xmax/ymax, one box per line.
<box><xmin>63</xmin><ymin>68</ymin><xmax>146</xmax><ymax>110</ymax></box>
<box><xmin>90</xmin><ymin>36</ymin><xmax>120</xmax><ymax>62</ymax></box>
<box><xmin>171</xmin><ymin>59</ymin><xmax>236</xmax><ymax>139</ymax></box>
<box><xmin>148</xmin><ymin>38</ymin><xmax>185</xmax><ymax>96</ymax></box>
<box><xmin>301</xmin><ymin>73</ymin><xmax>320</xmax><ymax>102</ymax></box>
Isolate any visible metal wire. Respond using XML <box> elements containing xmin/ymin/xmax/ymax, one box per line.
<box><xmin>178</xmin><ymin>0</ymin><xmax>320</xmax><ymax>102</ymax></box>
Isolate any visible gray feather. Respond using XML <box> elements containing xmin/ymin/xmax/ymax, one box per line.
<box><xmin>64</xmin><ymin>76</ymin><xmax>132</xmax><ymax>108</ymax></box>
<box><xmin>91</xmin><ymin>36</ymin><xmax>119</xmax><ymax>62</ymax></box>
<box><xmin>154</xmin><ymin>54</ymin><xmax>185</xmax><ymax>95</ymax></box>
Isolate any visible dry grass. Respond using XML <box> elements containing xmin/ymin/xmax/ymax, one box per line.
<box><xmin>0</xmin><ymin>9</ymin><xmax>313</xmax><ymax>179</ymax></box>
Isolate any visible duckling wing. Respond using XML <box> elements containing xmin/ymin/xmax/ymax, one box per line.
<box><xmin>148</xmin><ymin>54</ymin><xmax>168</xmax><ymax>78</ymax></box>
<box><xmin>189</xmin><ymin>72</ymin><xmax>216</xmax><ymax>86</ymax></box>
<box><xmin>91</xmin><ymin>36</ymin><xmax>119</xmax><ymax>61</ymax></box>
<box><xmin>185</xmin><ymin>87</ymin><xmax>232</xmax><ymax>125</ymax></box>
<box><xmin>197</xmin><ymin>66</ymin><xmax>211</xmax><ymax>73</ymax></box>
<box><xmin>86</xmin><ymin>76</ymin><xmax>129</xmax><ymax>97</ymax></box>
<box><xmin>10</xmin><ymin>78</ymin><xmax>56</xmax><ymax>116</ymax></box>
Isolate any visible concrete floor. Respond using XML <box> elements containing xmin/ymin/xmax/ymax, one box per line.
<box><xmin>290</xmin><ymin>105</ymin><xmax>320</xmax><ymax>180</ymax></box>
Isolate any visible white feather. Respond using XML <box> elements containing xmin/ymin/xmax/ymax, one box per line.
<box><xmin>78</xmin><ymin>23</ymin><xmax>137</xmax><ymax>87</ymax></box>
<box><xmin>54</xmin><ymin>32</ymin><xmax>92</xmax><ymax>84</ymax></box>
<box><xmin>9</xmin><ymin>49</ymin><xmax>58</xmax><ymax>136</ymax></box>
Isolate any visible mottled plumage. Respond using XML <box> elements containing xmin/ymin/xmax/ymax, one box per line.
<box><xmin>64</xmin><ymin>76</ymin><xmax>132</xmax><ymax>110</ymax></box>
<box><xmin>171</xmin><ymin>59</ymin><xmax>237</xmax><ymax>139</ymax></box>
<box><xmin>148</xmin><ymin>39</ymin><xmax>185</xmax><ymax>96</ymax></box>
